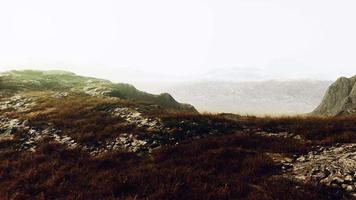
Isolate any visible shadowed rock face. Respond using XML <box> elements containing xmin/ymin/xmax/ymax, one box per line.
<box><xmin>313</xmin><ymin>75</ymin><xmax>356</xmax><ymax>116</ymax></box>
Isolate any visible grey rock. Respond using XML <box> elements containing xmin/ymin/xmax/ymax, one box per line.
<box><xmin>289</xmin><ymin>143</ymin><xmax>356</xmax><ymax>195</ymax></box>
<box><xmin>313</xmin><ymin>75</ymin><xmax>356</xmax><ymax>116</ymax></box>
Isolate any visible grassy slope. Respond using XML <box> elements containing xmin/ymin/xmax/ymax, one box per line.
<box><xmin>0</xmin><ymin>112</ymin><xmax>355</xmax><ymax>199</ymax></box>
<box><xmin>0</xmin><ymin>70</ymin><xmax>355</xmax><ymax>199</ymax></box>
<box><xmin>0</xmin><ymin>70</ymin><xmax>196</xmax><ymax>112</ymax></box>
<box><xmin>0</xmin><ymin>132</ymin><xmax>349</xmax><ymax>200</ymax></box>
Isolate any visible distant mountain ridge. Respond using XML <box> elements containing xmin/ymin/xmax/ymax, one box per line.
<box><xmin>0</xmin><ymin>70</ymin><xmax>196</xmax><ymax>113</ymax></box>
<box><xmin>312</xmin><ymin>75</ymin><xmax>356</xmax><ymax>116</ymax></box>
<box><xmin>160</xmin><ymin>80</ymin><xmax>332</xmax><ymax>115</ymax></box>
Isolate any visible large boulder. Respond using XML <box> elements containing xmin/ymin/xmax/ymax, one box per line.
<box><xmin>312</xmin><ymin>75</ymin><xmax>356</xmax><ymax>116</ymax></box>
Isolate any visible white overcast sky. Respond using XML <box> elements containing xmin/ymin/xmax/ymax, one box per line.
<box><xmin>0</xmin><ymin>0</ymin><xmax>355</xmax><ymax>82</ymax></box>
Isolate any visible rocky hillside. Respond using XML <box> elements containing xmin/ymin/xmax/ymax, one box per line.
<box><xmin>313</xmin><ymin>75</ymin><xmax>356</xmax><ymax>116</ymax></box>
<box><xmin>0</xmin><ymin>70</ymin><xmax>355</xmax><ymax>199</ymax></box>
<box><xmin>0</xmin><ymin>70</ymin><xmax>229</xmax><ymax>155</ymax></box>
<box><xmin>0</xmin><ymin>70</ymin><xmax>196</xmax><ymax>113</ymax></box>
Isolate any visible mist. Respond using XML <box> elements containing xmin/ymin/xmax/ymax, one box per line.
<box><xmin>1</xmin><ymin>0</ymin><xmax>356</xmax><ymax>115</ymax></box>
<box><xmin>0</xmin><ymin>0</ymin><xmax>355</xmax><ymax>83</ymax></box>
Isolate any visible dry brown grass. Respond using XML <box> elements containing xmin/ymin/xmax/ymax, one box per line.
<box><xmin>1</xmin><ymin>94</ymin><xmax>355</xmax><ymax>199</ymax></box>
<box><xmin>237</xmin><ymin>115</ymin><xmax>356</xmax><ymax>145</ymax></box>
<box><xmin>9</xmin><ymin>95</ymin><xmax>243</xmax><ymax>145</ymax></box>
<box><xmin>12</xmin><ymin>95</ymin><xmax>141</xmax><ymax>144</ymax></box>
<box><xmin>0</xmin><ymin>134</ymin><xmax>348</xmax><ymax>200</ymax></box>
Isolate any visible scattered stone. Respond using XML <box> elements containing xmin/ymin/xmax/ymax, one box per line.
<box><xmin>254</xmin><ymin>131</ymin><xmax>302</xmax><ymax>140</ymax></box>
<box><xmin>0</xmin><ymin>95</ymin><xmax>36</xmax><ymax>111</ymax></box>
<box><xmin>288</xmin><ymin>144</ymin><xmax>356</xmax><ymax>195</ymax></box>
<box><xmin>296</xmin><ymin>156</ymin><xmax>306</xmax><ymax>162</ymax></box>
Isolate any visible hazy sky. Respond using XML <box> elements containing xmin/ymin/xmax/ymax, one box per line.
<box><xmin>0</xmin><ymin>0</ymin><xmax>355</xmax><ymax>81</ymax></box>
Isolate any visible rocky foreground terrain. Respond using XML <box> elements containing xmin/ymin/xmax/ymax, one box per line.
<box><xmin>0</xmin><ymin>70</ymin><xmax>355</xmax><ymax>200</ymax></box>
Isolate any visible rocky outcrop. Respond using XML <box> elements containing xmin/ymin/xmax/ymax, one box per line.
<box><xmin>313</xmin><ymin>75</ymin><xmax>356</xmax><ymax>116</ymax></box>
